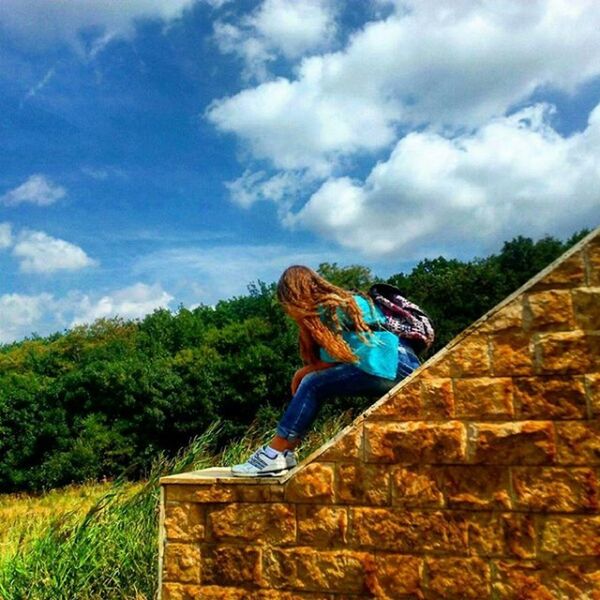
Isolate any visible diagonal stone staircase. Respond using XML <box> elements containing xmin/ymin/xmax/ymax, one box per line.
<box><xmin>159</xmin><ymin>226</ymin><xmax>600</xmax><ymax>599</ymax></box>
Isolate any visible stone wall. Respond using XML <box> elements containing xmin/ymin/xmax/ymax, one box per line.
<box><xmin>159</xmin><ymin>228</ymin><xmax>600</xmax><ymax>600</ymax></box>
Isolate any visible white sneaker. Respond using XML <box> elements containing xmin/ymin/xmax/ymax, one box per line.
<box><xmin>283</xmin><ymin>449</ymin><xmax>297</xmax><ymax>469</ymax></box>
<box><xmin>231</xmin><ymin>445</ymin><xmax>290</xmax><ymax>477</ymax></box>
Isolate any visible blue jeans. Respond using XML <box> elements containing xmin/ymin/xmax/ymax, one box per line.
<box><xmin>275</xmin><ymin>339</ymin><xmax>421</xmax><ymax>442</ymax></box>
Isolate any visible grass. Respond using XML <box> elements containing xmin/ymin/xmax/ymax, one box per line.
<box><xmin>0</xmin><ymin>409</ymin><xmax>355</xmax><ymax>600</ymax></box>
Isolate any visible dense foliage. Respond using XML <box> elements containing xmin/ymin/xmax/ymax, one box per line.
<box><xmin>0</xmin><ymin>231</ymin><xmax>589</xmax><ymax>492</ymax></box>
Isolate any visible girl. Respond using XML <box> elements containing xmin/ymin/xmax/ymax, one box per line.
<box><xmin>231</xmin><ymin>265</ymin><xmax>421</xmax><ymax>477</ymax></box>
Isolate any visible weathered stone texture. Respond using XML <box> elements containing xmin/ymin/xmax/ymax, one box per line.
<box><xmin>512</xmin><ymin>466</ymin><xmax>599</xmax><ymax>512</ymax></box>
<box><xmin>201</xmin><ymin>545</ymin><xmax>263</xmax><ymax>587</ymax></box>
<box><xmin>469</xmin><ymin>421</ymin><xmax>556</xmax><ymax>465</ymax></box>
<box><xmin>539</xmin><ymin>515</ymin><xmax>600</xmax><ymax>557</ymax></box>
<box><xmin>335</xmin><ymin>463</ymin><xmax>390</xmax><ymax>505</ymax></box>
<box><xmin>454</xmin><ymin>377</ymin><xmax>513</xmax><ymax>419</ymax></box>
<box><xmin>263</xmin><ymin>547</ymin><xmax>371</xmax><ymax>593</ymax></box>
<box><xmin>526</xmin><ymin>289</ymin><xmax>575</xmax><ymax>330</ymax></box>
<box><xmin>284</xmin><ymin>462</ymin><xmax>335</xmax><ymax>503</ymax></box>
<box><xmin>421</xmin><ymin>378</ymin><xmax>454</xmax><ymax>419</ymax></box>
<box><xmin>537</xmin><ymin>330</ymin><xmax>594</xmax><ymax>373</ymax></box>
<box><xmin>160</xmin><ymin>229</ymin><xmax>600</xmax><ymax>599</ymax></box>
<box><xmin>349</xmin><ymin>507</ymin><xmax>469</xmax><ymax>554</ymax></box>
<box><xmin>425</xmin><ymin>556</ymin><xmax>491</xmax><ymax>599</ymax></box>
<box><xmin>391</xmin><ymin>466</ymin><xmax>444</xmax><ymax>508</ymax></box>
<box><xmin>207</xmin><ymin>503</ymin><xmax>296</xmax><ymax>544</ymax></box>
<box><xmin>555</xmin><ymin>420</ymin><xmax>600</xmax><ymax>464</ymax></box>
<box><xmin>297</xmin><ymin>505</ymin><xmax>348</xmax><ymax>546</ymax></box>
<box><xmin>490</xmin><ymin>332</ymin><xmax>535</xmax><ymax>376</ymax></box>
<box><xmin>364</xmin><ymin>421</ymin><xmax>467</xmax><ymax>464</ymax></box>
<box><xmin>514</xmin><ymin>376</ymin><xmax>588</xmax><ymax>419</ymax></box>
<box><xmin>449</xmin><ymin>334</ymin><xmax>490</xmax><ymax>376</ymax></box>
<box><xmin>164</xmin><ymin>502</ymin><xmax>205</xmax><ymax>541</ymax></box>
<box><xmin>162</xmin><ymin>542</ymin><xmax>201</xmax><ymax>584</ymax></box>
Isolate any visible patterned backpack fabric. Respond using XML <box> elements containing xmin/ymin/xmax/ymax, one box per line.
<box><xmin>368</xmin><ymin>283</ymin><xmax>435</xmax><ymax>354</ymax></box>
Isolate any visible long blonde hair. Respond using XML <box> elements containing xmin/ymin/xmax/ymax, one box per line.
<box><xmin>276</xmin><ymin>265</ymin><xmax>373</xmax><ymax>364</ymax></box>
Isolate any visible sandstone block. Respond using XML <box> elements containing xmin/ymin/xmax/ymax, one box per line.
<box><xmin>514</xmin><ymin>376</ymin><xmax>587</xmax><ymax>419</ymax></box>
<box><xmin>536</xmin><ymin>331</ymin><xmax>593</xmax><ymax>373</ymax></box>
<box><xmin>207</xmin><ymin>503</ymin><xmax>296</xmax><ymax>544</ymax></box>
<box><xmin>365</xmin><ymin>380</ymin><xmax>422</xmax><ymax>420</ymax></box>
<box><xmin>425</xmin><ymin>556</ymin><xmax>491</xmax><ymax>599</ymax></box>
<box><xmin>526</xmin><ymin>289</ymin><xmax>574</xmax><ymax>330</ymax></box>
<box><xmin>466</xmin><ymin>512</ymin><xmax>505</xmax><ymax>557</ymax></box>
<box><xmin>364</xmin><ymin>421</ymin><xmax>467</xmax><ymax>464</ymax></box>
<box><xmin>166</xmin><ymin>483</ymin><xmax>271</xmax><ymax>504</ymax></box>
<box><xmin>297</xmin><ymin>505</ymin><xmax>348</xmax><ymax>546</ymax></box>
<box><xmin>501</xmin><ymin>513</ymin><xmax>536</xmax><ymax>559</ymax></box>
<box><xmin>364</xmin><ymin>553</ymin><xmax>423</xmax><ymax>598</ymax></box>
<box><xmin>391</xmin><ymin>466</ymin><xmax>444</xmax><ymax>508</ymax></box>
<box><xmin>587</xmin><ymin>373</ymin><xmax>600</xmax><ymax>417</ymax></box>
<box><xmin>440</xmin><ymin>465</ymin><xmax>511</xmax><ymax>510</ymax></box>
<box><xmin>512</xmin><ymin>466</ymin><xmax>599</xmax><ymax>512</ymax></box>
<box><xmin>162</xmin><ymin>542</ymin><xmax>201</xmax><ymax>584</ymax></box>
<box><xmin>572</xmin><ymin>287</ymin><xmax>600</xmax><ymax>331</ymax></box>
<box><xmin>470</xmin><ymin>421</ymin><xmax>556</xmax><ymax>465</ymax></box>
<box><xmin>349</xmin><ymin>507</ymin><xmax>468</xmax><ymax>554</ymax></box>
<box><xmin>318</xmin><ymin>425</ymin><xmax>362</xmax><ymax>461</ymax></box>
<box><xmin>164</xmin><ymin>502</ymin><xmax>205</xmax><ymax>541</ymax></box>
<box><xmin>587</xmin><ymin>237</ymin><xmax>600</xmax><ymax>286</ymax></box>
<box><xmin>540</xmin><ymin>515</ymin><xmax>600</xmax><ymax>556</ymax></box>
<box><xmin>555</xmin><ymin>420</ymin><xmax>600</xmax><ymax>465</ymax></box>
<box><xmin>480</xmin><ymin>301</ymin><xmax>523</xmax><ymax>333</ymax></box>
<box><xmin>421</xmin><ymin>378</ymin><xmax>454</xmax><ymax>419</ymax></box>
<box><xmin>263</xmin><ymin>546</ymin><xmax>370</xmax><ymax>593</ymax></box>
<box><xmin>162</xmin><ymin>583</ymin><xmax>204</xmax><ymax>600</ymax></box>
<box><xmin>336</xmin><ymin>463</ymin><xmax>390</xmax><ymax>506</ymax></box>
<box><xmin>532</xmin><ymin>251</ymin><xmax>585</xmax><ymax>289</ymax></box>
<box><xmin>201</xmin><ymin>545</ymin><xmax>263</xmax><ymax>587</ymax></box>
<box><xmin>493</xmin><ymin>558</ymin><xmax>600</xmax><ymax>600</ymax></box>
<box><xmin>421</xmin><ymin>357</ymin><xmax>451</xmax><ymax>378</ymax></box>
<box><xmin>449</xmin><ymin>335</ymin><xmax>491</xmax><ymax>377</ymax></box>
<box><xmin>490</xmin><ymin>332</ymin><xmax>534</xmax><ymax>376</ymax></box>
<box><xmin>454</xmin><ymin>377</ymin><xmax>514</xmax><ymax>419</ymax></box>
<box><xmin>284</xmin><ymin>463</ymin><xmax>335</xmax><ymax>503</ymax></box>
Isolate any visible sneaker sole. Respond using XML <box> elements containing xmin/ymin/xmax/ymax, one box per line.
<box><xmin>230</xmin><ymin>466</ymin><xmax>291</xmax><ymax>477</ymax></box>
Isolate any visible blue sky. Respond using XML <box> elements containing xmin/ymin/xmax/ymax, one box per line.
<box><xmin>0</xmin><ymin>0</ymin><xmax>599</xmax><ymax>343</ymax></box>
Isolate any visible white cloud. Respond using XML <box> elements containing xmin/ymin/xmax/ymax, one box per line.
<box><xmin>226</xmin><ymin>169</ymin><xmax>311</xmax><ymax>209</ymax></box>
<box><xmin>12</xmin><ymin>230</ymin><xmax>97</xmax><ymax>273</ymax></box>
<box><xmin>132</xmin><ymin>243</ymin><xmax>353</xmax><ymax>304</ymax></box>
<box><xmin>0</xmin><ymin>223</ymin><xmax>12</xmax><ymax>249</ymax></box>
<box><xmin>208</xmin><ymin>0</ymin><xmax>600</xmax><ymax>173</ymax></box>
<box><xmin>70</xmin><ymin>283</ymin><xmax>174</xmax><ymax>326</ymax></box>
<box><xmin>290</xmin><ymin>103</ymin><xmax>600</xmax><ymax>258</ymax></box>
<box><xmin>214</xmin><ymin>0</ymin><xmax>337</xmax><ymax>80</ymax></box>
<box><xmin>0</xmin><ymin>0</ymin><xmax>198</xmax><ymax>53</ymax></box>
<box><xmin>0</xmin><ymin>174</ymin><xmax>66</xmax><ymax>207</ymax></box>
<box><xmin>0</xmin><ymin>293</ymin><xmax>52</xmax><ymax>343</ymax></box>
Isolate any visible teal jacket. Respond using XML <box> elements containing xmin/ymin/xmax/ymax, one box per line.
<box><xmin>318</xmin><ymin>294</ymin><xmax>400</xmax><ymax>380</ymax></box>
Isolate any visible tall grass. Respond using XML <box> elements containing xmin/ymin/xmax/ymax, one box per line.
<box><xmin>0</xmin><ymin>409</ymin><xmax>355</xmax><ymax>600</ymax></box>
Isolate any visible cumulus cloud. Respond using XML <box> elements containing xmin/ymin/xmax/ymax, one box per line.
<box><xmin>0</xmin><ymin>0</ymin><xmax>198</xmax><ymax>54</ymax></box>
<box><xmin>0</xmin><ymin>223</ymin><xmax>12</xmax><ymax>249</ymax></box>
<box><xmin>208</xmin><ymin>0</ymin><xmax>600</xmax><ymax>173</ymax></box>
<box><xmin>214</xmin><ymin>0</ymin><xmax>337</xmax><ymax>80</ymax></box>
<box><xmin>290</xmin><ymin>103</ymin><xmax>600</xmax><ymax>258</ymax></box>
<box><xmin>70</xmin><ymin>283</ymin><xmax>174</xmax><ymax>326</ymax></box>
<box><xmin>0</xmin><ymin>174</ymin><xmax>66</xmax><ymax>207</ymax></box>
<box><xmin>12</xmin><ymin>230</ymin><xmax>97</xmax><ymax>273</ymax></box>
<box><xmin>0</xmin><ymin>293</ymin><xmax>52</xmax><ymax>343</ymax></box>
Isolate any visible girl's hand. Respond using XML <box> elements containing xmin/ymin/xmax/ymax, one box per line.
<box><xmin>290</xmin><ymin>361</ymin><xmax>338</xmax><ymax>395</ymax></box>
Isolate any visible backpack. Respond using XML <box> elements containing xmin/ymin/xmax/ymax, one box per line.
<box><xmin>368</xmin><ymin>283</ymin><xmax>435</xmax><ymax>354</ymax></box>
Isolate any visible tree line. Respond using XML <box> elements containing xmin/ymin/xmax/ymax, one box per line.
<box><xmin>0</xmin><ymin>231</ymin><xmax>588</xmax><ymax>492</ymax></box>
